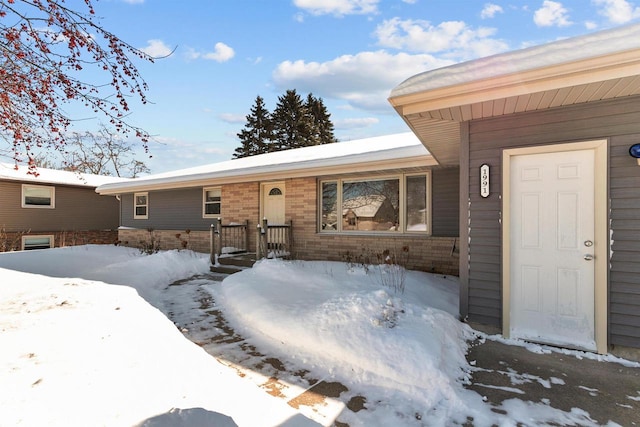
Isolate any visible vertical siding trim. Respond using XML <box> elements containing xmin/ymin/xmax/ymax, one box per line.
<box><xmin>459</xmin><ymin>122</ymin><xmax>470</xmax><ymax>319</ymax></box>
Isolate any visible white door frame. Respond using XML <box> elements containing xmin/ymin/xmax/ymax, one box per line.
<box><xmin>502</xmin><ymin>139</ymin><xmax>608</xmax><ymax>354</ymax></box>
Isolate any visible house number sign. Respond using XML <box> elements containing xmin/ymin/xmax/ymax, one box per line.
<box><xmin>480</xmin><ymin>164</ymin><xmax>490</xmax><ymax>198</ymax></box>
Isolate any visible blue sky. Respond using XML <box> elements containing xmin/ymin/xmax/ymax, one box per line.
<box><xmin>67</xmin><ymin>0</ymin><xmax>640</xmax><ymax>173</ymax></box>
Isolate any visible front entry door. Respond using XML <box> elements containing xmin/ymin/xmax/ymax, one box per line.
<box><xmin>508</xmin><ymin>148</ymin><xmax>596</xmax><ymax>351</ymax></box>
<box><xmin>261</xmin><ymin>182</ymin><xmax>285</xmax><ymax>225</ymax></box>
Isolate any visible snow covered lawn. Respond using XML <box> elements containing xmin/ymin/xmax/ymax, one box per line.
<box><xmin>0</xmin><ymin>245</ymin><xmax>638</xmax><ymax>426</ymax></box>
<box><xmin>0</xmin><ymin>246</ymin><xmax>313</xmax><ymax>427</ymax></box>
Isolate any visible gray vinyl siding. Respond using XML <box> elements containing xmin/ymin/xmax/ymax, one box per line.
<box><xmin>0</xmin><ymin>180</ymin><xmax>119</xmax><ymax>232</ymax></box>
<box><xmin>609</xmin><ymin>133</ymin><xmax>640</xmax><ymax>348</ymax></box>
<box><xmin>121</xmin><ymin>187</ymin><xmax>213</xmax><ymax>231</ymax></box>
<box><xmin>466</xmin><ymin>95</ymin><xmax>640</xmax><ymax>348</ymax></box>
<box><xmin>431</xmin><ymin>167</ymin><xmax>459</xmax><ymax>237</ymax></box>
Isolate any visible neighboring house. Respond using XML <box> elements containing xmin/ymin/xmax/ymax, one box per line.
<box><xmin>0</xmin><ymin>163</ymin><xmax>123</xmax><ymax>251</ymax></box>
<box><xmin>388</xmin><ymin>23</ymin><xmax>640</xmax><ymax>357</ymax></box>
<box><xmin>96</xmin><ymin>133</ymin><xmax>460</xmax><ymax>275</ymax></box>
<box><xmin>341</xmin><ymin>195</ymin><xmax>397</xmax><ymax>232</ymax></box>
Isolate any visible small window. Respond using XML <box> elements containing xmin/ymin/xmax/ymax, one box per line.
<box><xmin>203</xmin><ymin>187</ymin><xmax>221</xmax><ymax>217</ymax></box>
<box><xmin>22</xmin><ymin>235</ymin><xmax>54</xmax><ymax>250</ymax></box>
<box><xmin>134</xmin><ymin>192</ymin><xmax>148</xmax><ymax>219</ymax></box>
<box><xmin>22</xmin><ymin>184</ymin><xmax>55</xmax><ymax>208</ymax></box>
<box><xmin>269</xmin><ymin>187</ymin><xmax>283</xmax><ymax>196</ymax></box>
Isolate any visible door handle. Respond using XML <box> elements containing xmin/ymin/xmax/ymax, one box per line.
<box><xmin>584</xmin><ymin>254</ymin><xmax>594</xmax><ymax>261</ymax></box>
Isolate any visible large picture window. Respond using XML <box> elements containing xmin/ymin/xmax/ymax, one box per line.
<box><xmin>134</xmin><ymin>192</ymin><xmax>148</xmax><ymax>219</ymax></box>
<box><xmin>320</xmin><ymin>173</ymin><xmax>430</xmax><ymax>234</ymax></box>
<box><xmin>203</xmin><ymin>187</ymin><xmax>221</xmax><ymax>217</ymax></box>
<box><xmin>22</xmin><ymin>184</ymin><xmax>55</xmax><ymax>208</ymax></box>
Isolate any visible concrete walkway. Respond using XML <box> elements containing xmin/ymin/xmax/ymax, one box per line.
<box><xmin>466</xmin><ymin>337</ymin><xmax>640</xmax><ymax>426</ymax></box>
<box><xmin>164</xmin><ymin>274</ymin><xmax>640</xmax><ymax>426</ymax></box>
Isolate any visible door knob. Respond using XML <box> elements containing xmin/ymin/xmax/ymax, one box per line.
<box><xmin>584</xmin><ymin>254</ymin><xmax>594</xmax><ymax>261</ymax></box>
<box><xmin>584</xmin><ymin>240</ymin><xmax>593</xmax><ymax>247</ymax></box>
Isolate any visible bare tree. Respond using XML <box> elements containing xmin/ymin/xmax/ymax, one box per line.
<box><xmin>0</xmin><ymin>0</ymin><xmax>155</xmax><ymax>174</ymax></box>
<box><xmin>56</xmin><ymin>124</ymin><xmax>150</xmax><ymax>177</ymax></box>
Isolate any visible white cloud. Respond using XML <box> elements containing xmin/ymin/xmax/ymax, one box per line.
<box><xmin>374</xmin><ymin>18</ymin><xmax>509</xmax><ymax>60</ymax></box>
<box><xmin>334</xmin><ymin>117</ymin><xmax>379</xmax><ymax>129</ymax></box>
<box><xmin>188</xmin><ymin>42</ymin><xmax>235</xmax><ymax>62</ymax></box>
<box><xmin>293</xmin><ymin>0</ymin><xmax>379</xmax><ymax>16</ymax></box>
<box><xmin>204</xmin><ymin>42</ymin><xmax>235</xmax><ymax>62</ymax></box>
<box><xmin>139</xmin><ymin>39</ymin><xmax>173</xmax><ymax>57</ymax></box>
<box><xmin>584</xmin><ymin>20</ymin><xmax>598</xmax><ymax>29</ymax></box>
<box><xmin>272</xmin><ymin>50</ymin><xmax>454</xmax><ymax>112</ymax></box>
<box><xmin>218</xmin><ymin>113</ymin><xmax>246</xmax><ymax>124</ymax></box>
<box><xmin>534</xmin><ymin>1</ymin><xmax>572</xmax><ymax>27</ymax></box>
<box><xmin>481</xmin><ymin>3</ymin><xmax>504</xmax><ymax>19</ymax></box>
<box><xmin>593</xmin><ymin>0</ymin><xmax>640</xmax><ymax>23</ymax></box>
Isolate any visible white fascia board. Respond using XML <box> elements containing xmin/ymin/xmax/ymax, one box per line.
<box><xmin>97</xmin><ymin>146</ymin><xmax>434</xmax><ymax>195</ymax></box>
<box><xmin>390</xmin><ymin>23</ymin><xmax>640</xmax><ymax>100</ymax></box>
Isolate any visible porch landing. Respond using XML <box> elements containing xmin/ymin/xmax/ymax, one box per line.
<box><xmin>210</xmin><ymin>252</ymin><xmax>258</xmax><ymax>275</ymax></box>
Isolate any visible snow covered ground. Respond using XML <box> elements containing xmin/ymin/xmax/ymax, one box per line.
<box><xmin>0</xmin><ymin>245</ymin><xmax>637</xmax><ymax>426</ymax></box>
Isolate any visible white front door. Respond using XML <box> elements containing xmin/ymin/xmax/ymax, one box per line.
<box><xmin>261</xmin><ymin>182</ymin><xmax>285</xmax><ymax>225</ymax></box>
<box><xmin>508</xmin><ymin>149</ymin><xmax>596</xmax><ymax>351</ymax></box>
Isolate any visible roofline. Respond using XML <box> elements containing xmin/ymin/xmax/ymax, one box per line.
<box><xmin>97</xmin><ymin>149</ymin><xmax>436</xmax><ymax>195</ymax></box>
<box><xmin>0</xmin><ymin>175</ymin><xmax>106</xmax><ymax>188</ymax></box>
<box><xmin>388</xmin><ymin>47</ymin><xmax>640</xmax><ymax>117</ymax></box>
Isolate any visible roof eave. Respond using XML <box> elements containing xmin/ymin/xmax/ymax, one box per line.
<box><xmin>388</xmin><ymin>48</ymin><xmax>640</xmax><ymax>166</ymax></box>
<box><xmin>97</xmin><ymin>153</ymin><xmax>436</xmax><ymax>195</ymax></box>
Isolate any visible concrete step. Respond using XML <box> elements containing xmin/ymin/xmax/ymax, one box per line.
<box><xmin>218</xmin><ymin>253</ymin><xmax>257</xmax><ymax>268</ymax></box>
<box><xmin>210</xmin><ymin>264</ymin><xmax>245</xmax><ymax>275</ymax></box>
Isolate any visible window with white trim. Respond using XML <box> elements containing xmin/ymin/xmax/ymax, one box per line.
<box><xmin>22</xmin><ymin>184</ymin><xmax>55</xmax><ymax>208</ymax></box>
<box><xmin>134</xmin><ymin>192</ymin><xmax>148</xmax><ymax>219</ymax></box>
<box><xmin>320</xmin><ymin>173</ymin><xmax>430</xmax><ymax>234</ymax></box>
<box><xmin>203</xmin><ymin>187</ymin><xmax>221</xmax><ymax>217</ymax></box>
<box><xmin>22</xmin><ymin>235</ymin><xmax>54</xmax><ymax>250</ymax></box>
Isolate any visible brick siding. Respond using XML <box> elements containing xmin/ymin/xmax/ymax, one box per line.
<box><xmin>0</xmin><ymin>230</ymin><xmax>118</xmax><ymax>252</ymax></box>
<box><xmin>117</xmin><ymin>176</ymin><xmax>459</xmax><ymax>276</ymax></box>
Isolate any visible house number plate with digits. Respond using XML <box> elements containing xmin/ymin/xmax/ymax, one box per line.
<box><xmin>480</xmin><ymin>164</ymin><xmax>490</xmax><ymax>198</ymax></box>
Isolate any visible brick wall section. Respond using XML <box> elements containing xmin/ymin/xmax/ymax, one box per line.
<box><xmin>117</xmin><ymin>177</ymin><xmax>459</xmax><ymax>276</ymax></box>
<box><xmin>222</xmin><ymin>182</ymin><xmax>260</xmax><ymax>250</ymax></box>
<box><xmin>0</xmin><ymin>230</ymin><xmax>118</xmax><ymax>252</ymax></box>
<box><xmin>286</xmin><ymin>177</ymin><xmax>459</xmax><ymax>276</ymax></box>
<box><xmin>118</xmin><ymin>228</ymin><xmax>212</xmax><ymax>253</ymax></box>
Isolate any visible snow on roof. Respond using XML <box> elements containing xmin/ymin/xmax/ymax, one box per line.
<box><xmin>343</xmin><ymin>195</ymin><xmax>387</xmax><ymax>218</ymax></box>
<box><xmin>0</xmin><ymin>163</ymin><xmax>130</xmax><ymax>188</ymax></box>
<box><xmin>97</xmin><ymin>132</ymin><xmax>429</xmax><ymax>193</ymax></box>
<box><xmin>390</xmin><ymin>23</ymin><xmax>640</xmax><ymax>98</ymax></box>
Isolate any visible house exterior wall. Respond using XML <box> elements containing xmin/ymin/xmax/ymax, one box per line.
<box><xmin>432</xmin><ymin>167</ymin><xmax>459</xmax><ymax>237</ymax></box>
<box><xmin>465</xmin><ymin>95</ymin><xmax>640</xmax><ymax>349</ymax></box>
<box><xmin>1</xmin><ymin>230</ymin><xmax>118</xmax><ymax>251</ymax></box>
<box><xmin>0</xmin><ymin>180</ymin><xmax>119</xmax><ymax>252</ymax></box>
<box><xmin>116</xmin><ymin>167</ymin><xmax>460</xmax><ymax>275</ymax></box>
<box><xmin>0</xmin><ymin>180</ymin><xmax>119</xmax><ymax>232</ymax></box>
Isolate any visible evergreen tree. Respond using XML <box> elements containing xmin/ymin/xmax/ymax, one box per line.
<box><xmin>234</xmin><ymin>96</ymin><xmax>274</xmax><ymax>159</ymax></box>
<box><xmin>306</xmin><ymin>93</ymin><xmax>338</xmax><ymax>145</ymax></box>
<box><xmin>271</xmin><ymin>89</ymin><xmax>314</xmax><ymax>151</ymax></box>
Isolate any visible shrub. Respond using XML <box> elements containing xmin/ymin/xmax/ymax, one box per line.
<box><xmin>139</xmin><ymin>228</ymin><xmax>161</xmax><ymax>255</ymax></box>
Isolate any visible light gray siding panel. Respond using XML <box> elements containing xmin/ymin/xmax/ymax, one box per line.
<box><xmin>467</xmin><ymin>95</ymin><xmax>640</xmax><ymax>347</ymax></box>
<box><xmin>121</xmin><ymin>188</ymin><xmax>213</xmax><ymax>231</ymax></box>
<box><xmin>0</xmin><ymin>180</ymin><xmax>119</xmax><ymax>232</ymax></box>
<box><xmin>431</xmin><ymin>167</ymin><xmax>459</xmax><ymax>237</ymax></box>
